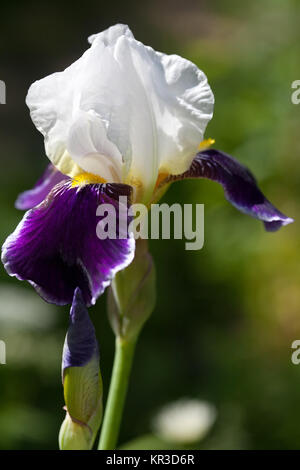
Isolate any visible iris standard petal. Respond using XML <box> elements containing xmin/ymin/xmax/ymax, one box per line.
<box><xmin>62</xmin><ymin>287</ymin><xmax>98</xmax><ymax>372</ymax></box>
<box><xmin>2</xmin><ymin>182</ymin><xmax>135</xmax><ymax>305</ymax></box>
<box><xmin>164</xmin><ymin>148</ymin><xmax>293</xmax><ymax>231</ymax></box>
<box><xmin>66</xmin><ymin>111</ymin><xmax>123</xmax><ymax>183</ymax></box>
<box><xmin>15</xmin><ymin>164</ymin><xmax>67</xmax><ymax>210</ymax></box>
<box><xmin>26</xmin><ymin>24</ymin><xmax>214</xmax><ymax>202</ymax></box>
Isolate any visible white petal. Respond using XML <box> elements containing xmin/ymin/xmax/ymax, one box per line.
<box><xmin>26</xmin><ymin>24</ymin><xmax>214</xmax><ymax>201</ymax></box>
<box><xmin>88</xmin><ymin>23</ymin><xmax>133</xmax><ymax>45</ymax></box>
<box><xmin>67</xmin><ymin>111</ymin><xmax>122</xmax><ymax>182</ymax></box>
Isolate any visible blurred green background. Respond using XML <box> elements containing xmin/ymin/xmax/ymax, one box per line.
<box><xmin>0</xmin><ymin>0</ymin><xmax>299</xmax><ymax>450</ymax></box>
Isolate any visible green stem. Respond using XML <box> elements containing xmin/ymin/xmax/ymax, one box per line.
<box><xmin>98</xmin><ymin>335</ymin><xmax>137</xmax><ymax>450</ymax></box>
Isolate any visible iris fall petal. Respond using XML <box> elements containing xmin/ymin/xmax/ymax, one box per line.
<box><xmin>2</xmin><ymin>181</ymin><xmax>135</xmax><ymax>305</ymax></box>
<box><xmin>15</xmin><ymin>164</ymin><xmax>67</xmax><ymax>210</ymax></box>
<box><xmin>165</xmin><ymin>148</ymin><xmax>293</xmax><ymax>231</ymax></box>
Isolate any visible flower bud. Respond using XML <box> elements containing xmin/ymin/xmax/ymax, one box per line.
<box><xmin>59</xmin><ymin>415</ymin><xmax>94</xmax><ymax>450</ymax></box>
<box><xmin>59</xmin><ymin>288</ymin><xmax>102</xmax><ymax>450</ymax></box>
<box><xmin>108</xmin><ymin>239</ymin><xmax>156</xmax><ymax>340</ymax></box>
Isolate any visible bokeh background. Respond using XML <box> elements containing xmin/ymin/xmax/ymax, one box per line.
<box><xmin>0</xmin><ymin>0</ymin><xmax>299</xmax><ymax>450</ymax></box>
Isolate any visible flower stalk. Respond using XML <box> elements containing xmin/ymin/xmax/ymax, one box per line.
<box><xmin>99</xmin><ymin>239</ymin><xmax>156</xmax><ymax>450</ymax></box>
<box><xmin>98</xmin><ymin>336</ymin><xmax>137</xmax><ymax>450</ymax></box>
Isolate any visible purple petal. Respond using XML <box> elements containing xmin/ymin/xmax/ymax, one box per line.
<box><xmin>2</xmin><ymin>181</ymin><xmax>135</xmax><ymax>306</ymax></box>
<box><xmin>62</xmin><ymin>288</ymin><xmax>98</xmax><ymax>372</ymax></box>
<box><xmin>168</xmin><ymin>148</ymin><xmax>293</xmax><ymax>231</ymax></box>
<box><xmin>15</xmin><ymin>164</ymin><xmax>67</xmax><ymax>210</ymax></box>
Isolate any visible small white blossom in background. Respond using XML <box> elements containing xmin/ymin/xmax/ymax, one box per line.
<box><xmin>152</xmin><ymin>399</ymin><xmax>217</xmax><ymax>445</ymax></box>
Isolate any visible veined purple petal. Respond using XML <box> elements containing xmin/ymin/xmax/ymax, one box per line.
<box><xmin>62</xmin><ymin>288</ymin><xmax>98</xmax><ymax>373</ymax></box>
<box><xmin>15</xmin><ymin>164</ymin><xmax>67</xmax><ymax>210</ymax></box>
<box><xmin>2</xmin><ymin>181</ymin><xmax>135</xmax><ymax>306</ymax></box>
<box><xmin>166</xmin><ymin>148</ymin><xmax>293</xmax><ymax>231</ymax></box>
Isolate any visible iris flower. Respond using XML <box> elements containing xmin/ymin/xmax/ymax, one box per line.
<box><xmin>1</xmin><ymin>24</ymin><xmax>293</xmax><ymax>306</ymax></box>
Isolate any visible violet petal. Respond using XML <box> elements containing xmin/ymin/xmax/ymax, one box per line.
<box><xmin>2</xmin><ymin>181</ymin><xmax>135</xmax><ymax>305</ymax></box>
<box><xmin>167</xmin><ymin>149</ymin><xmax>293</xmax><ymax>231</ymax></box>
<box><xmin>15</xmin><ymin>164</ymin><xmax>67</xmax><ymax>210</ymax></box>
<box><xmin>62</xmin><ymin>287</ymin><xmax>98</xmax><ymax>372</ymax></box>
